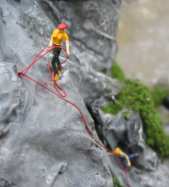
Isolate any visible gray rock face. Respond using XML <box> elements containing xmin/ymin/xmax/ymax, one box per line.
<box><xmin>136</xmin><ymin>146</ymin><xmax>159</xmax><ymax>172</ymax></box>
<box><xmin>0</xmin><ymin>63</ymin><xmax>22</xmax><ymax>138</ymax></box>
<box><xmin>100</xmin><ymin>110</ymin><xmax>145</xmax><ymax>151</ymax></box>
<box><xmin>0</xmin><ymin>1</ymin><xmax>121</xmax><ymax>187</ymax></box>
<box><xmin>126</xmin><ymin>112</ymin><xmax>145</xmax><ymax>150</ymax></box>
<box><xmin>135</xmin><ymin>160</ymin><xmax>169</xmax><ymax>187</ymax></box>
<box><xmin>69</xmin><ymin>64</ymin><xmax>120</xmax><ymax>102</ymax></box>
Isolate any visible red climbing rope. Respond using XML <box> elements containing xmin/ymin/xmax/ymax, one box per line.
<box><xmin>17</xmin><ymin>45</ymin><xmax>132</xmax><ymax>187</ymax></box>
<box><xmin>17</xmin><ymin>45</ymin><xmax>104</xmax><ymax>147</ymax></box>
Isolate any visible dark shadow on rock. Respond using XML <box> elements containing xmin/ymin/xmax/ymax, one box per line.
<box><xmin>163</xmin><ymin>96</ymin><xmax>169</xmax><ymax>110</ymax></box>
<box><xmin>0</xmin><ymin>178</ymin><xmax>16</xmax><ymax>187</ymax></box>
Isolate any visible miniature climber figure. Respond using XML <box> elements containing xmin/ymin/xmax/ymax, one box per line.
<box><xmin>112</xmin><ymin>147</ymin><xmax>131</xmax><ymax>168</ymax></box>
<box><xmin>49</xmin><ymin>22</ymin><xmax>70</xmax><ymax>81</ymax></box>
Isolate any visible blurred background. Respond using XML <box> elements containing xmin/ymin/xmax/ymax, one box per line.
<box><xmin>117</xmin><ymin>0</ymin><xmax>169</xmax><ymax>85</ymax></box>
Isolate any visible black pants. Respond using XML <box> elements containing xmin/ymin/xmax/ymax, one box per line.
<box><xmin>51</xmin><ymin>47</ymin><xmax>62</xmax><ymax>74</ymax></box>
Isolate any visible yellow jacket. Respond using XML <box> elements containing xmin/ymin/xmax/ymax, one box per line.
<box><xmin>50</xmin><ymin>28</ymin><xmax>69</xmax><ymax>45</ymax></box>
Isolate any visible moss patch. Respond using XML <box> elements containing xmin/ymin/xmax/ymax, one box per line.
<box><xmin>102</xmin><ymin>102</ymin><xmax>121</xmax><ymax>115</ymax></box>
<box><xmin>151</xmin><ymin>84</ymin><xmax>169</xmax><ymax>107</ymax></box>
<box><xmin>111</xmin><ymin>62</ymin><xmax>125</xmax><ymax>81</ymax></box>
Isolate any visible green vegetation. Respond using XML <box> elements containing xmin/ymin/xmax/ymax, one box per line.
<box><xmin>113</xmin><ymin>176</ymin><xmax>123</xmax><ymax>187</ymax></box>
<box><xmin>102</xmin><ymin>102</ymin><xmax>121</xmax><ymax>115</ymax></box>
<box><xmin>102</xmin><ymin>62</ymin><xmax>169</xmax><ymax>158</ymax></box>
<box><xmin>111</xmin><ymin>62</ymin><xmax>125</xmax><ymax>81</ymax></box>
<box><xmin>151</xmin><ymin>84</ymin><xmax>169</xmax><ymax>107</ymax></box>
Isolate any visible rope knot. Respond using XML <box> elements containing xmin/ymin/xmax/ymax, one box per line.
<box><xmin>17</xmin><ymin>71</ymin><xmax>24</xmax><ymax>77</ymax></box>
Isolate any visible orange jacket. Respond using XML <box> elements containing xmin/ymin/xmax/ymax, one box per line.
<box><xmin>112</xmin><ymin>147</ymin><xmax>124</xmax><ymax>157</ymax></box>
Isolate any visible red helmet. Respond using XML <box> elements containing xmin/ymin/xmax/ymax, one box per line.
<box><xmin>57</xmin><ymin>22</ymin><xmax>69</xmax><ymax>30</ymax></box>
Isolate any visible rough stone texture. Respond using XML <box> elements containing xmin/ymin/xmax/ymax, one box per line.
<box><xmin>99</xmin><ymin>110</ymin><xmax>145</xmax><ymax>151</ymax></box>
<box><xmin>0</xmin><ymin>63</ymin><xmax>22</xmax><ymax>137</ymax></box>
<box><xmin>0</xmin><ymin>1</ymin><xmax>121</xmax><ymax>187</ymax></box>
<box><xmin>132</xmin><ymin>160</ymin><xmax>169</xmax><ymax>187</ymax></box>
<box><xmin>69</xmin><ymin>65</ymin><xmax>120</xmax><ymax>102</ymax></box>
<box><xmin>126</xmin><ymin>112</ymin><xmax>145</xmax><ymax>150</ymax></box>
<box><xmin>136</xmin><ymin>146</ymin><xmax>159</xmax><ymax>172</ymax></box>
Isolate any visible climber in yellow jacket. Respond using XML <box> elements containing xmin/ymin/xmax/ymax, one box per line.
<box><xmin>49</xmin><ymin>22</ymin><xmax>70</xmax><ymax>81</ymax></box>
<box><xmin>112</xmin><ymin>147</ymin><xmax>131</xmax><ymax>167</ymax></box>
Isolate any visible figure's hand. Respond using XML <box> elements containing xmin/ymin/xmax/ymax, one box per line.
<box><xmin>126</xmin><ymin>157</ymin><xmax>131</xmax><ymax>168</ymax></box>
<box><xmin>127</xmin><ymin>160</ymin><xmax>131</xmax><ymax>168</ymax></box>
<box><xmin>123</xmin><ymin>154</ymin><xmax>131</xmax><ymax>168</ymax></box>
<box><xmin>65</xmin><ymin>40</ymin><xmax>70</xmax><ymax>58</ymax></box>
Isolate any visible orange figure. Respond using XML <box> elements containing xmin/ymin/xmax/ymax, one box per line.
<box><xmin>112</xmin><ymin>147</ymin><xmax>131</xmax><ymax>167</ymax></box>
<box><xmin>49</xmin><ymin>22</ymin><xmax>70</xmax><ymax>81</ymax></box>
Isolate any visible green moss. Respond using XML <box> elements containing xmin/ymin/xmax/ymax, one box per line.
<box><xmin>113</xmin><ymin>176</ymin><xmax>123</xmax><ymax>187</ymax></box>
<box><xmin>102</xmin><ymin>102</ymin><xmax>122</xmax><ymax>115</ymax></box>
<box><xmin>111</xmin><ymin>62</ymin><xmax>125</xmax><ymax>81</ymax></box>
<box><xmin>151</xmin><ymin>84</ymin><xmax>169</xmax><ymax>107</ymax></box>
<box><xmin>102</xmin><ymin>79</ymin><xmax>169</xmax><ymax>158</ymax></box>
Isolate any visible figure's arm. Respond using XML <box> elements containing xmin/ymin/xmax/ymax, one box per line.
<box><xmin>121</xmin><ymin>153</ymin><xmax>131</xmax><ymax>167</ymax></box>
<box><xmin>112</xmin><ymin>147</ymin><xmax>131</xmax><ymax>168</ymax></box>
<box><xmin>65</xmin><ymin>40</ymin><xmax>70</xmax><ymax>57</ymax></box>
<box><xmin>64</xmin><ymin>32</ymin><xmax>70</xmax><ymax>57</ymax></box>
<box><xmin>48</xmin><ymin>38</ymin><xmax>53</xmax><ymax>47</ymax></box>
